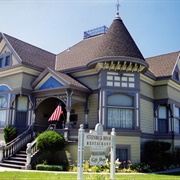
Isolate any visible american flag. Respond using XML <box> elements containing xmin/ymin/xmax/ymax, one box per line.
<box><xmin>48</xmin><ymin>105</ymin><xmax>63</xmax><ymax>121</ymax></box>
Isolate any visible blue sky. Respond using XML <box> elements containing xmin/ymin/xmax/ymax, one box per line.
<box><xmin>0</xmin><ymin>0</ymin><xmax>179</xmax><ymax>58</ymax></box>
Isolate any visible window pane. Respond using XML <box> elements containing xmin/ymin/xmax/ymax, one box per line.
<box><xmin>108</xmin><ymin>94</ymin><xmax>133</xmax><ymax>106</ymax></box>
<box><xmin>158</xmin><ymin>119</ymin><xmax>167</xmax><ymax>133</ymax></box>
<box><xmin>159</xmin><ymin>106</ymin><xmax>166</xmax><ymax>118</ymax></box>
<box><xmin>0</xmin><ymin>58</ymin><xmax>3</xmax><ymax>67</ymax></box>
<box><xmin>108</xmin><ymin>108</ymin><xmax>133</xmax><ymax>128</ymax></box>
<box><xmin>5</xmin><ymin>56</ymin><xmax>11</xmax><ymax>66</ymax></box>
<box><xmin>174</xmin><ymin>119</ymin><xmax>180</xmax><ymax>133</ymax></box>
<box><xmin>175</xmin><ymin>107</ymin><xmax>180</xmax><ymax>117</ymax></box>
<box><xmin>116</xmin><ymin>149</ymin><xmax>128</xmax><ymax>162</ymax></box>
<box><xmin>0</xmin><ymin>110</ymin><xmax>6</xmax><ymax>127</ymax></box>
<box><xmin>17</xmin><ymin>96</ymin><xmax>28</xmax><ymax>111</ymax></box>
<box><xmin>0</xmin><ymin>96</ymin><xmax>7</xmax><ymax>108</ymax></box>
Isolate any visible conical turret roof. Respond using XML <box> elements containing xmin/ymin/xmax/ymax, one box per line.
<box><xmin>96</xmin><ymin>16</ymin><xmax>144</xmax><ymax>60</ymax></box>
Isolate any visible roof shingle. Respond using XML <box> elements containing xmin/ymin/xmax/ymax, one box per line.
<box><xmin>146</xmin><ymin>51</ymin><xmax>180</xmax><ymax>78</ymax></box>
<box><xmin>4</xmin><ymin>33</ymin><xmax>56</xmax><ymax>70</ymax></box>
<box><xmin>56</xmin><ymin>16</ymin><xmax>145</xmax><ymax>71</ymax></box>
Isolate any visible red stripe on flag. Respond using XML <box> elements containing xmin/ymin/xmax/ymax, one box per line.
<box><xmin>48</xmin><ymin>105</ymin><xmax>63</xmax><ymax>121</ymax></box>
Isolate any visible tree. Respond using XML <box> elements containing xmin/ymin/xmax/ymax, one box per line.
<box><xmin>4</xmin><ymin>125</ymin><xmax>17</xmax><ymax>144</ymax></box>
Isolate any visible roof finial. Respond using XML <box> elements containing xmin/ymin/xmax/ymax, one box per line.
<box><xmin>115</xmin><ymin>0</ymin><xmax>121</xmax><ymax>19</ymax></box>
<box><xmin>116</xmin><ymin>0</ymin><xmax>120</xmax><ymax>15</ymax></box>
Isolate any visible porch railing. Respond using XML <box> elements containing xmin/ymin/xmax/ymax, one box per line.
<box><xmin>0</xmin><ymin>124</ymin><xmax>75</xmax><ymax>170</ymax></box>
<box><xmin>25</xmin><ymin>138</ymin><xmax>39</xmax><ymax>170</ymax></box>
<box><xmin>0</xmin><ymin>125</ymin><xmax>34</xmax><ymax>161</ymax></box>
<box><xmin>25</xmin><ymin>124</ymin><xmax>70</xmax><ymax>169</ymax></box>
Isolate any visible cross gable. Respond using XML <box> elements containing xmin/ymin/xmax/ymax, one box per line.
<box><xmin>38</xmin><ymin>76</ymin><xmax>64</xmax><ymax>90</ymax></box>
<box><xmin>0</xmin><ymin>33</ymin><xmax>20</xmax><ymax>69</ymax></box>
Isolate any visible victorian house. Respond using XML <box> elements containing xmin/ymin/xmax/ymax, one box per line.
<box><xmin>0</xmin><ymin>12</ymin><xmax>180</xmax><ymax>167</ymax></box>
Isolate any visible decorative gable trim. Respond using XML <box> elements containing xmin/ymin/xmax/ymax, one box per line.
<box><xmin>35</xmin><ymin>75</ymin><xmax>64</xmax><ymax>90</ymax></box>
<box><xmin>1</xmin><ymin>33</ymin><xmax>22</xmax><ymax>64</ymax></box>
<box><xmin>172</xmin><ymin>53</ymin><xmax>180</xmax><ymax>82</ymax></box>
<box><xmin>32</xmin><ymin>68</ymin><xmax>68</xmax><ymax>89</ymax></box>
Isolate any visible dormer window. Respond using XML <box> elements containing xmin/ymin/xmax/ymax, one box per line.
<box><xmin>5</xmin><ymin>56</ymin><xmax>11</xmax><ymax>66</ymax></box>
<box><xmin>0</xmin><ymin>52</ymin><xmax>12</xmax><ymax>68</ymax></box>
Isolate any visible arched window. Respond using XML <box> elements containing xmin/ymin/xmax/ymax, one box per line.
<box><xmin>107</xmin><ymin>93</ymin><xmax>134</xmax><ymax>129</ymax></box>
<box><xmin>0</xmin><ymin>85</ymin><xmax>11</xmax><ymax>127</ymax></box>
<box><xmin>0</xmin><ymin>95</ymin><xmax>8</xmax><ymax>127</ymax></box>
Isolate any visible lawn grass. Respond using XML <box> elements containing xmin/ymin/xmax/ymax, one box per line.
<box><xmin>0</xmin><ymin>171</ymin><xmax>180</xmax><ymax>180</ymax></box>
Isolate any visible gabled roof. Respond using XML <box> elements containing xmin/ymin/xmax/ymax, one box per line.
<box><xmin>32</xmin><ymin>67</ymin><xmax>89</xmax><ymax>91</ymax></box>
<box><xmin>56</xmin><ymin>16</ymin><xmax>145</xmax><ymax>72</ymax></box>
<box><xmin>56</xmin><ymin>34</ymin><xmax>104</xmax><ymax>71</ymax></box>
<box><xmin>146</xmin><ymin>51</ymin><xmax>180</xmax><ymax>78</ymax></box>
<box><xmin>3</xmin><ymin>33</ymin><xmax>56</xmax><ymax>70</ymax></box>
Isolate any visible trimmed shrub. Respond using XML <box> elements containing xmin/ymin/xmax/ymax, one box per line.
<box><xmin>159</xmin><ymin>142</ymin><xmax>171</xmax><ymax>152</ymax></box>
<box><xmin>3</xmin><ymin>125</ymin><xmax>17</xmax><ymax>143</ymax></box>
<box><xmin>144</xmin><ymin>141</ymin><xmax>161</xmax><ymax>153</ymax></box>
<box><xmin>36</xmin><ymin>130</ymin><xmax>66</xmax><ymax>153</ymax></box>
<box><xmin>36</xmin><ymin>164</ymin><xmax>63</xmax><ymax>171</ymax></box>
<box><xmin>142</xmin><ymin>140</ymin><xmax>172</xmax><ymax>171</ymax></box>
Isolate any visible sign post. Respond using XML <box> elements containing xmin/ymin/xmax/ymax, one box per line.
<box><xmin>110</xmin><ymin>128</ymin><xmax>116</xmax><ymax>180</ymax></box>
<box><xmin>77</xmin><ymin>124</ymin><xmax>84</xmax><ymax>180</ymax></box>
<box><xmin>77</xmin><ymin>123</ymin><xmax>116</xmax><ymax>180</ymax></box>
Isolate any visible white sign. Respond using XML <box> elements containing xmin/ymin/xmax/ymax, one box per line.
<box><xmin>89</xmin><ymin>155</ymin><xmax>107</xmax><ymax>166</ymax></box>
<box><xmin>77</xmin><ymin>123</ymin><xmax>116</xmax><ymax>180</ymax></box>
<box><xmin>84</xmin><ymin>133</ymin><xmax>111</xmax><ymax>151</ymax></box>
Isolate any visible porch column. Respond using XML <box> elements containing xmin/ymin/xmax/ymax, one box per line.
<box><xmin>65</xmin><ymin>89</ymin><xmax>73</xmax><ymax>129</ymax></box>
<box><xmin>65</xmin><ymin>107</ymin><xmax>71</xmax><ymax>129</ymax></box>
<box><xmin>84</xmin><ymin>109</ymin><xmax>89</xmax><ymax>129</ymax></box>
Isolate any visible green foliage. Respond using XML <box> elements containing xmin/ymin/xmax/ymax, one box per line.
<box><xmin>142</xmin><ymin>140</ymin><xmax>172</xmax><ymax>171</ymax></box>
<box><xmin>3</xmin><ymin>125</ymin><xmax>17</xmax><ymax>143</ymax></box>
<box><xmin>159</xmin><ymin>142</ymin><xmax>171</xmax><ymax>152</ymax></box>
<box><xmin>131</xmin><ymin>162</ymin><xmax>151</xmax><ymax>173</ymax></box>
<box><xmin>36</xmin><ymin>130</ymin><xmax>66</xmax><ymax>153</ymax></box>
<box><xmin>144</xmin><ymin>141</ymin><xmax>161</xmax><ymax>153</ymax></box>
<box><xmin>70</xmin><ymin>160</ymin><xmax>136</xmax><ymax>173</ymax></box>
<box><xmin>36</xmin><ymin>164</ymin><xmax>63</xmax><ymax>171</ymax></box>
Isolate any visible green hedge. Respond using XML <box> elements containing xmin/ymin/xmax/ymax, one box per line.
<box><xmin>36</xmin><ymin>164</ymin><xmax>63</xmax><ymax>171</ymax></box>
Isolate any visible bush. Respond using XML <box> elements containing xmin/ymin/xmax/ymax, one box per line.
<box><xmin>159</xmin><ymin>142</ymin><xmax>171</xmax><ymax>152</ymax></box>
<box><xmin>142</xmin><ymin>141</ymin><xmax>172</xmax><ymax>171</ymax></box>
<box><xmin>3</xmin><ymin>125</ymin><xmax>17</xmax><ymax>143</ymax></box>
<box><xmin>144</xmin><ymin>141</ymin><xmax>161</xmax><ymax>153</ymax></box>
<box><xmin>36</xmin><ymin>164</ymin><xmax>63</xmax><ymax>171</ymax></box>
<box><xmin>36</xmin><ymin>130</ymin><xmax>66</xmax><ymax>153</ymax></box>
<box><xmin>131</xmin><ymin>162</ymin><xmax>151</xmax><ymax>173</ymax></box>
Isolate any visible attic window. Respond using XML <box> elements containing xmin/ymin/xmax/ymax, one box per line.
<box><xmin>0</xmin><ymin>52</ymin><xmax>12</xmax><ymax>68</ymax></box>
<box><xmin>84</xmin><ymin>26</ymin><xmax>108</xmax><ymax>39</ymax></box>
<box><xmin>173</xmin><ymin>65</ymin><xmax>180</xmax><ymax>81</ymax></box>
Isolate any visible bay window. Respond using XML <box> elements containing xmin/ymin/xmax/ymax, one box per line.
<box><xmin>107</xmin><ymin>93</ymin><xmax>134</xmax><ymax>129</ymax></box>
<box><xmin>174</xmin><ymin>106</ymin><xmax>180</xmax><ymax>133</ymax></box>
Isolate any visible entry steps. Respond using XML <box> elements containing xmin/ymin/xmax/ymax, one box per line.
<box><xmin>0</xmin><ymin>150</ymin><xmax>26</xmax><ymax>169</ymax></box>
